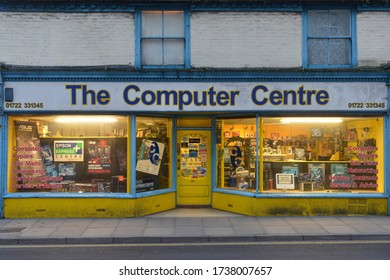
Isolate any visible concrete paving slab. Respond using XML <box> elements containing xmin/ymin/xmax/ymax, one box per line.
<box><xmin>229</xmin><ymin>216</ymin><xmax>260</xmax><ymax>226</ymax></box>
<box><xmin>365</xmin><ymin>217</ymin><xmax>390</xmax><ymax>226</ymax></box>
<box><xmin>321</xmin><ymin>225</ymin><xmax>360</xmax><ymax>234</ymax></box>
<box><xmin>263</xmin><ymin>225</ymin><xmax>297</xmax><ymax>235</ymax></box>
<box><xmin>284</xmin><ymin>217</ymin><xmax>318</xmax><ymax>225</ymax></box>
<box><xmin>291</xmin><ymin>224</ymin><xmax>328</xmax><ymax>234</ymax></box>
<box><xmin>113</xmin><ymin>226</ymin><xmax>145</xmax><ymax>237</ymax></box>
<box><xmin>31</xmin><ymin>219</ymin><xmax>65</xmax><ymax>228</ymax></box>
<box><xmin>350</xmin><ymin>224</ymin><xmax>389</xmax><ymax>234</ymax></box>
<box><xmin>173</xmin><ymin>225</ymin><xmax>205</xmax><ymax>236</ymax></box>
<box><xmin>61</xmin><ymin>219</ymin><xmax>93</xmax><ymax>227</ymax></box>
<box><xmin>204</xmin><ymin>226</ymin><xmax>235</xmax><ymax>236</ymax></box>
<box><xmin>19</xmin><ymin>227</ymin><xmax>57</xmax><ymax>237</ymax></box>
<box><xmin>117</xmin><ymin>218</ymin><xmax>147</xmax><ymax>227</ymax></box>
<box><xmin>143</xmin><ymin>227</ymin><xmax>175</xmax><ymax>236</ymax></box>
<box><xmin>233</xmin><ymin>225</ymin><xmax>266</xmax><ymax>235</ymax></box>
<box><xmin>257</xmin><ymin>217</ymin><xmax>291</xmax><ymax>226</ymax></box>
<box><xmin>310</xmin><ymin>217</ymin><xmax>347</xmax><ymax>226</ymax></box>
<box><xmin>146</xmin><ymin>218</ymin><xmax>175</xmax><ymax>228</ymax></box>
<box><xmin>88</xmin><ymin>219</ymin><xmax>120</xmax><ymax>228</ymax></box>
<box><xmin>82</xmin><ymin>227</ymin><xmax>115</xmax><ymax>237</ymax></box>
<box><xmin>175</xmin><ymin>217</ymin><xmax>203</xmax><ymax>226</ymax></box>
<box><xmin>202</xmin><ymin>217</ymin><xmax>232</xmax><ymax>227</ymax></box>
<box><xmin>50</xmin><ymin>226</ymin><xmax>87</xmax><ymax>237</ymax></box>
<box><xmin>4</xmin><ymin>219</ymin><xmax>38</xmax><ymax>227</ymax></box>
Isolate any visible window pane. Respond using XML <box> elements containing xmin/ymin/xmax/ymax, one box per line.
<box><xmin>164</xmin><ymin>39</ymin><xmax>184</xmax><ymax>65</ymax></box>
<box><xmin>8</xmin><ymin>115</ymin><xmax>128</xmax><ymax>193</ymax></box>
<box><xmin>217</xmin><ymin>118</ymin><xmax>257</xmax><ymax>192</ymax></box>
<box><xmin>262</xmin><ymin>117</ymin><xmax>383</xmax><ymax>194</ymax></box>
<box><xmin>164</xmin><ymin>11</ymin><xmax>184</xmax><ymax>37</ymax></box>
<box><xmin>330</xmin><ymin>10</ymin><xmax>350</xmax><ymax>36</ymax></box>
<box><xmin>308</xmin><ymin>39</ymin><xmax>328</xmax><ymax>64</ymax></box>
<box><xmin>136</xmin><ymin>117</ymin><xmax>171</xmax><ymax>193</ymax></box>
<box><xmin>142</xmin><ymin>39</ymin><xmax>163</xmax><ymax>65</ymax></box>
<box><xmin>142</xmin><ymin>11</ymin><xmax>162</xmax><ymax>37</ymax></box>
<box><xmin>308</xmin><ymin>10</ymin><xmax>329</xmax><ymax>36</ymax></box>
<box><xmin>330</xmin><ymin>39</ymin><xmax>351</xmax><ymax>64</ymax></box>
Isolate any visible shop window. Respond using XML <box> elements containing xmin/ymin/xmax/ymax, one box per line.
<box><xmin>217</xmin><ymin>118</ymin><xmax>257</xmax><ymax>192</ymax></box>
<box><xmin>135</xmin><ymin>117</ymin><xmax>172</xmax><ymax>192</ymax></box>
<box><xmin>304</xmin><ymin>8</ymin><xmax>356</xmax><ymax>67</ymax></box>
<box><xmin>138</xmin><ymin>10</ymin><xmax>189</xmax><ymax>68</ymax></box>
<box><xmin>8</xmin><ymin>115</ymin><xmax>128</xmax><ymax>193</ymax></box>
<box><xmin>262</xmin><ymin>117</ymin><xmax>383</xmax><ymax>193</ymax></box>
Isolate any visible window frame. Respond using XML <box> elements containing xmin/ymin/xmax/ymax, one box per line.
<box><xmin>135</xmin><ymin>8</ymin><xmax>190</xmax><ymax>69</ymax></box>
<box><xmin>303</xmin><ymin>6</ymin><xmax>357</xmax><ymax>68</ymax></box>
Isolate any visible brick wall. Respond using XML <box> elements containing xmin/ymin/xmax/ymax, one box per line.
<box><xmin>191</xmin><ymin>12</ymin><xmax>302</xmax><ymax>68</ymax></box>
<box><xmin>0</xmin><ymin>13</ymin><xmax>134</xmax><ymax>66</ymax></box>
<box><xmin>1</xmin><ymin>11</ymin><xmax>389</xmax><ymax>69</ymax></box>
<box><xmin>357</xmin><ymin>12</ymin><xmax>390</xmax><ymax>67</ymax></box>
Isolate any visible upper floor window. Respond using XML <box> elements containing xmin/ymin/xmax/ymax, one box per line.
<box><xmin>138</xmin><ymin>10</ymin><xmax>189</xmax><ymax>68</ymax></box>
<box><xmin>304</xmin><ymin>8</ymin><xmax>356</xmax><ymax>68</ymax></box>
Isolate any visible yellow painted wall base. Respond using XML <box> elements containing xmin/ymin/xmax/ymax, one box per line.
<box><xmin>4</xmin><ymin>193</ymin><xmax>175</xmax><ymax>218</ymax></box>
<box><xmin>4</xmin><ymin>192</ymin><xmax>388</xmax><ymax>218</ymax></box>
<box><xmin>212</xmin><ymin>192</ymin><xmax>388</xmax><ymax>216</ymax></box>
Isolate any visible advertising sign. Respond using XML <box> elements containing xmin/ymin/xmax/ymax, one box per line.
<box><xmin>54</xmin><ymin>140</ymin><xmax>84</xmax><ymax>162</ymax></box>
<box><xmin>86</xmin><ymin>140</ymin><xmax>111</xmax><ymax>174</ymax></box>
<box><xmin>3</xmin><ymin>81</ymin><xmax>388</xmax><ymax>112</ymax></box>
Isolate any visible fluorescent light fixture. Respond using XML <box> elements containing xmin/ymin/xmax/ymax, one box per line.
<box><xmin>280</xmin><ymin>117</ymin><xmax>343</xmax><ymax>124</ymax></box>
<box><xmin>55</xmin><ymin>116</ymin><xmax>118</xmax><ymax>123</ymax></box>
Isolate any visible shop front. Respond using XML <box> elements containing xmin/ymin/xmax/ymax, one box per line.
<box><xmin>1</xmin><ymin>79</ymin><xmax>389</xmax><ymax>217</ymax></box>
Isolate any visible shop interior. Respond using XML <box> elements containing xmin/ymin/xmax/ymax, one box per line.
<box><xmin>8</xmin><ymin>115</ymin><xmax>383</xmax><ymax>195</ymax></box>
<box><xmin>9</xmin><ymin>115</ymin><xmax>128</xmax><ymax>193</ymax></box>
<box><xmin>218</xmin><ymin>117</ymin><xmax>383</xmax><ymax>193</ymax></box>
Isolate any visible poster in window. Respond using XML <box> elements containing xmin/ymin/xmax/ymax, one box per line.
<box><xmin>308</xmin><ymin>163</ymin><xmax>325</xmax><ymax>187</ymax></box>
<box><xmin>136</xmin><ymin>139</ymin><xmax>165</xmax><ymax>176</ymax></box>
<box><xmin>87</xmin><ymin>140</ymin><xmax>111</xmax><ymax>174</ymax></box>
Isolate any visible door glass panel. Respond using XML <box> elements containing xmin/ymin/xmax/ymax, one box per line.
<box><xmin>179</xmin><ymin>134</ymin><xmax>208</xmax><ymax>179</ymax></box>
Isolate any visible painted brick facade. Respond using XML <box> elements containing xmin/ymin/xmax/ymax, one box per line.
<box><xmin>191</xmin><ymin>12</ymin><xmax>302</xmax><ymax>68</ymax></box>
<box><xmin>357</xmin><ymin>12</ymin><xmax>390</xmax><ymax>67</ymax></box>
<box><xmin>0</xmin><ymin>10</ymin><xmax>389</xmax><ymax>68</ymax></box>
<box><xmin>0</xmin><ymin>13</ymin><xmax>134</xmax><ymax>66</ymax></box>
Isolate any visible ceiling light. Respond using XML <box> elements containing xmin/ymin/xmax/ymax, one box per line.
<box><xmin>280</xmin><ymin>118</ymin><xmax>343</xmax><ymax>124</ymax></box>
<box><xmin>55</xmin><ymin>116</ymin><xmax>118</xmax><ymax>123</ymax></box>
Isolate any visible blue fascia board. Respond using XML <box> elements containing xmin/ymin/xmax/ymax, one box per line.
<box><xmin>0</xmin><ymin>2</ymin><xmax>389</xmax><ymax>13</ymax></box>
<box><xmin>2</xmin><ymin>69</ymin><xmax>389</xmax><ymax>82</ymax></box>
<box><xmin>0</xmin><ymin>3</ymin><xmax>302</xmax><ymax>13</ymax></box>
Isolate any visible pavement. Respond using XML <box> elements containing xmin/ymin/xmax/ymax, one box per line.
<box><xmin>1</xmin><ymin>208</ymin><xmax>390</xmax><ymax>245</ymax></box>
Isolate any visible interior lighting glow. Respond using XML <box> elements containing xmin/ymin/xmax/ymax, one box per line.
<box><xmin>280</xmin><ymin>118</ymin><xmax>343</xmax><ymax>124</ymax></box>
<box><xmin>55</xmin><ymin>116</ymin><xmax>118</xmax><ymax>123</ymax></box>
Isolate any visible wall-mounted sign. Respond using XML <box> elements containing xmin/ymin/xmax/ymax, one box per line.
<box><xmin>3</xmin><ymin>81</ymin><xmax>388</xmax><ymax>113</ymax></box>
